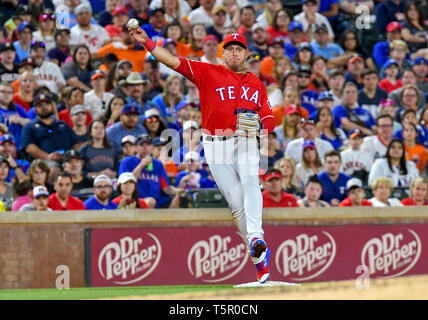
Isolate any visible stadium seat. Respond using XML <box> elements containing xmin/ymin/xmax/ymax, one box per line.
<box><xmin>192</xmin><ymin>189</ymin><xmax>228</xmax><ymax>208</ymax></box>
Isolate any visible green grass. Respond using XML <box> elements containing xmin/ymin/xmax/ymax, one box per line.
<box><xmin>0</xmin><ymin>285</ymin><xmax>233</xmax><ymax>300</ymax></box>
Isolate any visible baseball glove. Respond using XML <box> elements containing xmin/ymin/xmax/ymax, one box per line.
<box><xmin>235</xmin><ymin>109</ymin><xmax>261</xmax><ymax>137</ymax></box>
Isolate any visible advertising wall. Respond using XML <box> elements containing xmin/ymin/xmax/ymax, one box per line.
<box><xmin>86</xmin><ymin>224</ymin><xmax>425</xmax><ymax>286</ymax></box>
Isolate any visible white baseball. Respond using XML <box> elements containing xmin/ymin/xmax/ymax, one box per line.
<box><xmin>127</xmin><ymin>18</ymin><xmax>139</xmax><ymax>29</ymax></box>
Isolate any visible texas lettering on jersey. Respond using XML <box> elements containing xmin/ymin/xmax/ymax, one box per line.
<box><xmin>215</xmin><ymin>86</ymin><xmax>262</xmax><ymax>107</ymax></box>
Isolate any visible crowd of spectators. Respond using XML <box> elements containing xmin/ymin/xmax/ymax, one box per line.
<box><xmin>0</xmin><ymin>0</ymin><xmax>426</xmax><ymax>212</ymax></box>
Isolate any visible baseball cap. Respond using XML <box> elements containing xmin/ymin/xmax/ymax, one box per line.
<box><xmin>19</xmin><ymin>57</ymin><xmax>37</xmax><ymax>68</ymax></box>
<box><xmin>347</xmin><ymin>54</ymin><xmax>364</xmax><ymax>64</ymax></box>
<box><xmin>298</xmin><ymin>42</ymin><xmax>312</xmax><ymax>52</ymax></box>
<box><xmin>298</xmin><ymin>64</ymin><xmax>312</xmax><ymax>74</ymax></box>
<box><xmin>162</xmin><ymin>38</ymin><xmax>177</xmax><ymax>48</ymax></box>
<box><xmin>318</xmin><ymin>91</ymin><xmax>334</xmax><ymax>101</ymax></box>
<box><xmin>149</xmin><ymin>7</ymin><xmax>165</xmax><ymax>17</ymax></box>
<box><xmin>183</xmin><ymin>120</ymin><xmax>199</xmax><ymax>131</ymax></box>
<box><xmin>302</xmin><ymin>0</ymin><xmax>317</xmax><ymax>4</ymax></box>
<box><xmin>17</xmin><ymin>22</ymin><xmax>34</xmax><ymax>33</ymax></box>
<box><xmin>203</xmin><ymin>34</ymin><xmax>218</xmax><ymax>44</ymax></box>
<box><xmin>184</xmin><ymin>151</ymin><xmax>200</xmax><ymax>162</ymax></box>
<box><xmin>263</xmin><ymin>169</ymin><xmax>282</xmax><ymax>182</ymax></box>
<box><xmin>152</xmin><ymin>136</ymin><xmax>168</xmax><ymax>146</ymax></box>
<box><xmin>93</xmin><ymin>174</ymin><xmax>112</xmax><ymax>187</ymax></box>
<box><xmin>289</xmin><ymin>21</ymin><xmax>303</xmax><ymax>32</ymax></box>
<box><xmin>117</xmin><ymin>59</ymin><xmax>133</xmax><ymax>69</ymax></box>
<box><xmin>32</xmin><ymin>186</ymin><xmax>49</xmax><ymax>198</ymax></box>
<box><xmin>144</xmin><ymin>108</ymin><xmax>161</xmax><ymax>119</ymax></box>
<box><xmin>63</xmin><ymin>150</ymin><xmax>81</xmax><ymax>162</ymax></box>
<box><xmin>300</xmin><ymin>118</ymin><xmax>316</xmax><ymax>127</ymax></box>
<box><xmin>118</xmin><ymin>172</ymin><xmax>136</xmax><ymax>185</ymax></box>
<box><xmin>121</xmin><ymin>103</ymin><xmax>141</xmax><ymax>115</ymax></box>
<box><xmin>413</xmin><ymin>57</ymin><xmax>428</xmax><ymax>66</ymax></box>
<box><xmin>246</xmin><ymin>51</ymin><xmax>261</xmax><ymax>63</ymax></box>
<box><xmin>212</xmin><ymin>5</ymin><xmax>226</xmax><ymax>15</ymax></box>
<box><xmin>386</xmin><ymin>21</ymin><xmax>402</xmax><ymax>33</ymax></box>
<box><xmin>33</xmin><ymin>93</ymin><xmax>52</xmax><ymax>106</ymax></box>
<box><xmin>136</xmin><ymin>134</ymin><xmax>152</xmax><ymax>145</ymax></box>
<box><xmin>70</xmin><ymin>104</ymin><xmax>87</xmax><ymax>116</ymax></box>
<box><xmin>223</xmin><ymin>33</ymin><xmax>247</xmax><ymax>49</ymax></box>
<box><xmin>349</xmin><ymin>129</ymin><xmax>365</xmax><ymax>139</ymax></box>
<box><xmin>284</xmin><ymin>104</ymin><xmax>301</xmax><ymax>115</ymax></box>
<box><xmin>251</xmin><ymin>23</ymin><xmax>265</xmax><ymax>33</ymax></box>
<box><xmin>0</xmin><ymin>134</ymin><xmax>15</xmax><ymax>145</ymax></box>
<box><xmin>16</xmin><ymin>5</ymin><xmax>31</xmax><ymax>15</ymax></box>
<box><xmin>176</xmin><ymin>100</ymin><xmax>197</xmax><ymax>112</ymax></box>
<box><xmin>383</xmin><ymin>58</ymin><xmax>399</xmax><ymax>70</ymax></box>
<box><xmin>0</xmin><ymin>42</ymin><xmax>16</xmax><ymax>53</ymax></box>
<box><xmin>314</xmin><ymin>23</ymin><xmax>328</xmax><ymax>33</ymax></box>
<box><xmin>112</xmin><ymin>6</ymin><xmax>128</xmax><ymax>16</ymax></box>
<box><xmin>303</xmin><ymin>140</ymin><xmax>316</xmax><ymax>150</ymax></box>
<box><xmin>269</xmin><ymin>37</ymin><xmax>285</xmax><ymax>47</ymax></box>
<box><xmin>75</xmin><ymin>3</ymin><xmax>92</xmax><ymax>15</ymax></box>
<box><xmin>346</xmin><ymin>177</ymin><xmax>363</xmax><ymax>192</ymax></box>
<box><xmin>90</xmin><ymin>69</ymin><xmax>106</xmax><ymax>80</ymax></box>
<box><xmin>121</xmin><ymin>135</ymin><xmax>137</xmax><ymax>145</ymax></box>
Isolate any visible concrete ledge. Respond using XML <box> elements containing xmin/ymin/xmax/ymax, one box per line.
<box><xmin>0</xmin><ymin>206</ymin><xmax>426</xmax><ymax>224</ymax></box>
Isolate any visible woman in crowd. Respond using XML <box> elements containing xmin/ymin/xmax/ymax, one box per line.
<box><xmin>11</xmin><ymin>178</ymin><xmax>33</xmax><ymax>211</ymax></box>
<box><xmin>79</xmin><ymin>120</ymin><xmax>119</xmax><ymax>180</ymax></box>
<box><xmin>256</xmin><ymin>0</ymin><xmax>283</xmax><ymax>28</ymax></box>
<box><xmin>58</xmin><ymin>86</ymin><xmax>93</xmax><ymax>128</ymax></box>
<box><xmin>401</xmin><ymin>177</ymin><xmax>428</xmax><ymax>206</ymax></box>
<box><xmin>61</xmin><ymin>44</ymin><xmax>93</xmax><ymax>91</ymax></box>
<box><xmin>294</xmin><ymin>140</ymin><xmax>324</xmax><ymax>189</ymax></box>
<box><xmin>113</xmin><ymin>172</ymin><xmax>151</xmax><ymax>209</ymax></box>
<box><xmin>142</xmin><ymin>109</ymin><xmax>167</xmax><ymax>139</ymax></box>
<box><xmin>273</xmin><ymin>56</ymin><xmax>293</xmax><ymax>85</ymax></box>
<box><xmin>181</xmin><ymin>23</ymin><xmax>206</xmax><ymax>58</ymax></box>
<box><xmin>274</xmin><ymin>103</ymin><xmax>301</xmax><ymax>150</ymax></box>
<box><xmin>105</xmin><ymin>96</ymin><xmax>127</xmax><ymax>127</ymax></box>
<box><xmin>402</xmin><ymin>122</ymin><xmax>428</xmax><ymax>172</ymax></box>
<box><xmin>12</xmin><ymin>71</ymin><xmax>36</xmax><ymax>112</ymax></box>
<box><xmin>27</xmin><ymin>159</ymin><xmax>53</xmax><ymax>194</ymax></box>
<box><xmin>266</xmin><ymin>8</ymin><xmax>291</xmax><ymax>43</ymax></box>
<box><xmin>396</xmin><ymin>84</ymin><xmax>422</xmax><ymax>122</ymax></box>
<box><xmin>307</xmin><ymin>55</ymin><xmax>329</xmax><ymax>93</ymax></box>
<box><xmin>0</xmin><ymin>157</ymin><xmax>14</xmax><ymax>209</ymax></box>
<box><xmin>273</xmin><ymin>157</ymin><xmax>302</xmax><ymax>196</ymax></box>
<box><xmin>293</xmin><ymin>42</ymin><xmax>313</xmax><ymax>69</ymax></box>
<box><xmin>162</xmin><ymin>21</ymin><xmax>187</xmax><ymax>57</ymax></box>
<box><xmin>334</xmin><ymin>29</ymin><xmax>372</xmax><ymax>68</ymax></box>
<box><xmin>368</xmin><ymin>139</ymin><xmax>420</xmax><ymax>188</ymax></box>
<box><xmin>272</xmin><ymin>87</ymin><xmax>307</xmax><ymax>127</ymax></box>
<box><xmin>152</xmin><ymin>74</ymin><xmax>184</xmax><ymax>123</ymax></box>
<box><xmin>32</xmin><ymin>10</ymin><xmax>56</xmax><ymax>52</ymax></box>
<box><xmin>369</xmin><ymin>177</ymin><xmax>403</xmax><ymax>207</ymax></box>
<box><xmin>394</xmin><ymin>109</ymin><xmax>426</xmax><ymax>146</ymax></box>
<box><xmin>400</xmin><ymin>1</ymin><xmax>428</xmax><ymax>52</ymax></box>
<box><xmin>315</xmin><ymin>106</ymin><xmax>347</xmax><ymax>151</ymax></box>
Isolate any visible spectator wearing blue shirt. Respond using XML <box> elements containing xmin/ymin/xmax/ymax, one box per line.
<box><xmin>175</xmin><ymin>151</ymin><xmax>205</xmax><ymax>190</ymax></box>
<box><xmin>248</xmin><ymin>23</ymin><xmax>269</xmax><ymax>60</ymax></box>
<box><xmin>297</xmin><ymin>65</ymin><xmax>318</xmax><ymax>114</ymax></box>
<box><xmin>310</xmin><ymin>23</ymin><xmax>345</xmax><ymax>60</ymax></box>
<box><xmin>20</xmin><ymin>93</ymin><xmax>81</xmax><ymax>165</ymax></box>
<box><xmin>119</xmin><ymin>134</ymin><xmax>179</xmax><ymax>208</ymax></box>
<box><xmin>375</xmin><ymin>0</ymin><xmax>406</xmax><ymax>33</ymax></box>
<box><xmin>318</xmin><ymin>150</ymin><xmax>351</xmax><ymax>206</ymax></box>
<box><xmin>372</xmin><ymin>22</ymin><xmax>403</xmax><ymax>69</ymax></box>
<box><xmin>83</xmin><ymin>175</ymin><xmax>118</xmax><ymax>210</ymax></box>
<box><xmin>13</xmin><ymin>22</ymin><xmax>34</xmax><ymax>63</ymax></box>
<box><xmin>332</xmin><ymin>81</ymin><xmax>376</xmax><ymax>136</ymax></box>
<box><xmin>106</xmin><ymin>103</ymin><xmax>148</xmax><ymax>154</ymax></box>
<box><xmin>141</xmin><ymin>7</ymin><xmax>166</xmax><ymax>43</ymax></box>
<box><xmin>285</xmin><ymin>21</ymin><xmax>305</xmax><ymax>61</ymax></box>
<box><xmin>0</xmin><ymin>82</ymin><xmax>30</xmax><ymax>151</ymax></box>
<box><xmin>0</xmin><ymin>134</ymin><xmax>29</xmax><ymax>183</ymax></box>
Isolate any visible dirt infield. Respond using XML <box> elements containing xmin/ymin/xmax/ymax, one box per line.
<box><xmin>117</xmin><ymin>275</ymin><xmax>428</xmax><ymax>300</ymax></box>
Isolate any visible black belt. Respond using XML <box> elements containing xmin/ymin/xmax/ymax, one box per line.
<box><xmin>204</xmin><ymin>135</ymin><xmax>235</xmax><ymax>142</ymax></box>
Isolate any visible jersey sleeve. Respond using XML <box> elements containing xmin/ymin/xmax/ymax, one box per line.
<box><xmin>175</xmin><ymin>57</ymin><xmax>204</xmax><ymax>87</ymax></box>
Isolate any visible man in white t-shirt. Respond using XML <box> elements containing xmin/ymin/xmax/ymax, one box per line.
<box><xmin>361</xmin><ymin>114</ymin><xmax>394</xmax><ymax>164</ymax></box>
<box><xmin>340</xmin><ymin>129</ymin><xmax>372</xmax><ymax>179</ymax></box>
<box><xmin>285</xmin><ymin>118</ymin><xmax>334</xmax><ymax>163</ymax></box>
<box><xmin>188</xmin><ymin>0</ymin><xmax>232</xmax><ymax>27</ymax></box>
<box><xmin>31</xmin><ymin>41</ymin><xmax>66</xmax><ymax>95</ymax></box>
<box><xmin>294</xmin><ymin>0</ymin><xmax>335</xmax><ymax>41</ymax></box>
<box><xmin>69</xmin><ymin>3</ymin><xmax>110</xmax><ymax>53</ymax></box>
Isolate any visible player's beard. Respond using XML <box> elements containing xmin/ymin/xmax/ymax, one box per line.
<box><xmin>226</xmin><ymin>60</ymin><xmax>246</xmax><ymax>73</ymax></box>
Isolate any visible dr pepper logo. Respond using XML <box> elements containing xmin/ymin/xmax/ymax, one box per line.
<box><xmin>361</xmin><ymin>229</ymin><xmax>421</xmax><ymax>278</ymax></box>
<box><xmin>275</xmin><ymin>231</ymin><xmax>336</xmax><ymax>281</ymax></box>
<box><xmin>98</xmin><ymin>234</ymin><xmax>162</xmax><ymax>285</ymax></box>
<box><xmin>187</xmin><ymin>234</ymin><xmax>249</xmax><ymax>283</ymax></box>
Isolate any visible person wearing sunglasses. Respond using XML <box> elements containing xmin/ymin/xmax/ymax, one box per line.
<box><xmin>32</xmin><ymin>10</ymin><xmax>56</xmax><ymax>52</ymax></box>
<box><xmin>142</xmin><ymin>109</ymin><xmax>167</xmax><ymax>139</ymax></box>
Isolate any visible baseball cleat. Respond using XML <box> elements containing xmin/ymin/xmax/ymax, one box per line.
<box><xmin>254</xmin><ymin>247</ymin><xmax>271</xmax><ymax>283</ymax></box>
<box><xmin>250</xmin><ymin>237</ymin><xmax>267</xmax><ymax>258</ymax></box>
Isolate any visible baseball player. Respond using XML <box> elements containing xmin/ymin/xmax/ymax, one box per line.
<box><xmin>129</xmin><ymin>23</ymin><xmax>275</xmax><ymax>283</ymax></box>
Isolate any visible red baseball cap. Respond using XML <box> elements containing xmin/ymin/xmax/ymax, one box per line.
<box><xmin>386</xmin><ymin>21</ymin><xmax>402</xmax><ymax>32</ymax></box>
<box><xmin>203</xmin><ymin>34</ymin><xmax>218</xmax><ymax>44</ymax></box>
<box><xmin>284</xmin><ymin>104</ymin><xmax>301</xmax><ymax>115</ymax></box>
<box><xmin>263</xmin><ymin>170</ymin><xmax>282</xmax><ymax>182</ymax></box>
<box><xmin>223</xmin><ymin>33</ymin><xmax>247</xmax><ymax>49</ymax></box>
<box><xmin>113</xmin><ymin>6</ymin><xmax>129</xmax><ymax>16</ymax></box>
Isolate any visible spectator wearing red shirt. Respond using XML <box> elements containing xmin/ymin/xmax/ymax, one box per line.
<box><xmin>339</xmin><ymin>178</ymin><xmax>372</xmax><ymax>207</ymax></box>
<box><xmin>48</xmin><ymin>171</ymin><xmax>86</xmax><ymax>210</ymax></box>
<box><xmin>266</xmin><ymin>9</ymin><xmax>291</xmax><ymax>44</ymax></box>
<box><xmin>113</xmin><ymin>172</ymin><xmax>150</xmax><ymax>209</ymax></box>
<box><xmin>401</xmin><ymin>178</ymin><xmax>428</xmax><ymax>206</ymax></box>
<box><xmin>262</xmin><ymin>169</ymin><xmax>299</xmax><ymax>208</ymax></box>
<box><xmin>379</xmin><ymin>59</ymin><xmax>402</xmax><ymax>94</ymax></box>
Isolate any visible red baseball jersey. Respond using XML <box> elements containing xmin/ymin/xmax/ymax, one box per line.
<box><xmin>176</xmin><ymin>57</ymin><xmax>274</xmax><ymax>136</ymax></box>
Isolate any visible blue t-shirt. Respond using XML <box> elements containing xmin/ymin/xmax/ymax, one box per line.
<box><xmin>200</xmin><ymin>176</ymin><xmax>218</xmax><ymax>188</ymax></box>
<box><xmin>285</xmin><ymin>42</ymin><xmax>299</xmax><ymax>61</ymax></box>
<box><xmin>141</xmin><ymin>24</ymin><xmax>165</xmax><ymax>43</ymax></box>
<box><xmin>13</xmin><ymin>42</ymin><xmax>30</xmax><ymax>63</ymax></box>
<box><xmin>0</xmin><ymin>104</ymin><xmax>29</xmax><ymax>150</ymax></box>
<box><xmin>318</xmin><ymin>171</ymin><xmax>351</xmax><ymax>203</ymax></box>
<box><xmin>118</xmin><ymin>156</ymin><xmax>171</xmax><ymax>208</ymax></box>
<box><xmin>301</xmin><ymin>90</ymin><xmax>318</xmax><ymax>115</ymax></box>
<box><xmin>310</xmin><ymin>42</ymin><xmax>345</xmax><ymax>60</ymax></box>
<box><xmin>6</xmin><ymin>159</ymin><xmax>30</xmax><ymax>183</ymax></box>
<box><xmin>332</xmin><ymin>105</ymin><xmax>376</xmax><ymax>134</ymax></box>
<box><xmin>84</xmin><ymin>197</ymin><xmax>118</xmax><ymax>210</ymax></box>
<box><xmin>372</xmin><ymin>41</ymin><xmax>389</xmax><ymax>69</ymax></box>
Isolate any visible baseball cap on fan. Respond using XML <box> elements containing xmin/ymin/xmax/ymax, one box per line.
<box><xmin>223</xmin><ymin>33</ymin><xmax>247</xmax><ymax>49</ymax></box>
<box><xmin>32</xmin><ymin>186</ymin><xmax>49</xmax><ymax>198</ymax></box>
<box><xmin>346</xmin><ymin>178</ymin><xmax>363</xmax><ymax>192</ymax></box>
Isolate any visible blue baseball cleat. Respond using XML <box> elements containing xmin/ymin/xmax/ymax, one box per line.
<box><xmin>250</xmin><ymin>238</ymin><xmax>270</xmax><ymax>283</ymax></box>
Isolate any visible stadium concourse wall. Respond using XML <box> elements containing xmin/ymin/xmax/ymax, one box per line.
<box><xmin>0</xmin><ymin>207</ymin><xmax>428</xmax><ymax>289</ymax></box>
